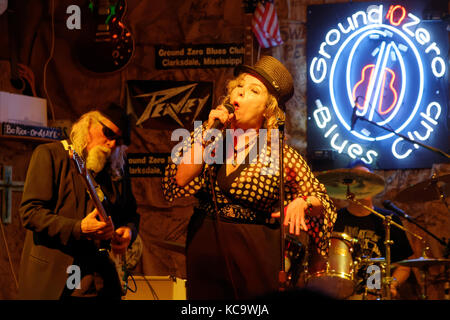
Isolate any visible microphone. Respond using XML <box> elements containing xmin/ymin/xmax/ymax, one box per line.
<box><xmin>350</xmin><ymin>106</ymin><xmax>358</xmax><ymax>130</ymax></box>
<box><xmin>211</xmin><ymin>102</ymin><xmax>235</xmax><ymax>130</ymax></box>
<box><xmin>382</xmin><ymin>200</ymin><xmax>412</xmax><ymax>220</ymax></box>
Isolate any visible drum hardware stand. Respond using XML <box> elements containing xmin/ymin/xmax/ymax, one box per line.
<box><xmin>387</xmin><ymin>193</ymin><xmax>450</xmax><ymax>299</ymax></box>
<box><xmin>352</xmin><ymin>114</ymin><xmax>450</xmax><ymax>299</ymax></box>
<box><xmin>345</xmin><ymin>185</ymin><xmax>425</xmax><ymax>300</ymax></box>
<box><xmin>383</xmin><ymin>214</ymin><xmax>394</xmax><ymax>300</ymax></box>
<box><xmin>391</xmin><ymin>201</ymin><xmax>448</xmax><ymax>251</ymax></box>
<box><xmin>355</xmin><ymin>116</ymin><xmax>449</xmax><ymax>296</ymax></box>
<box><xmin>390</xmin><ymin>205</ymin><xmax>448</xmax><ymax>299</ymax></box>
<box><xmin>430</xmin><ymin>172</ymin><xmax>449</xmax><ymax>211</ymax></box>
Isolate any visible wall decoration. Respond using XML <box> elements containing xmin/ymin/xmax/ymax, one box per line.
<box><xmin>155</xmin><ymin>43</ymin><xmax>245</xmax><ymax>69</ymax></box>
<box><xmin>306</xmin><ymin>1</ymin><xmax>449</xmax><ymax>170</ymax></box>
<box><xmin>126</xmin><ymin>80</ymin><xmax>213</xmax><ymax>131</ymax></box>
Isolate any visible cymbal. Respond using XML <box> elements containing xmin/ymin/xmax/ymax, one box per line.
<box><xmin>394</xmin><ymin>174</ymin><xmax>450</xmax><ymax>203</ymax></box>
<box><xmin>316</xmin><ymin>168</ymin><xmax>385</xmax><ymax>200</ymax></box>
<box><xmin>395</xmin><ymin>257</ymin><xmax>450</xmax><ymax>268</ymax></box>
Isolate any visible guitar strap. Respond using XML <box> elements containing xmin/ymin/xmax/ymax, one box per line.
<box><xmin>61</xmin><ymin>139</ymin><xmax>72</xmax><ymax>152</ymax></box>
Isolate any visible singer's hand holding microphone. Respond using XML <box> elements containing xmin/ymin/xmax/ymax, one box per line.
<box><xmin>177</xmin><ymin>103</ymin><xmax>235</xmax><ymax>188</ymax></box>
<box><xmin>207</xmin><ymin>102</ymin><xmax>235</xmax><ymax>130</ymax></box>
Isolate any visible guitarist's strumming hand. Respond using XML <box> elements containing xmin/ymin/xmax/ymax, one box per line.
<box><xmin>111</xmin><ymin>227</ymin><xmax>132</xmax><ymax>255</ymax></box>
<box><xmin>81</xmin><ymin>208</ymin><xmax>115</xmax><ymax>240</ymax></box>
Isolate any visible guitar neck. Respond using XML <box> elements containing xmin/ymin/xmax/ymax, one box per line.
<box><xmin>85</xmin><ymin>172</ymin><xmax>109</xmax><ymax>222</ymax></box>
<box><xmin>71</xmin><ymin>149</ymin><xmax>109</xmax><ymax>222</ymax></box>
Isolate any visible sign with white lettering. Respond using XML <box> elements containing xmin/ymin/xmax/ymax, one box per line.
<box><xmin>127</xmin><ymin>153</ymin><xmax>170</xmax><ymax>177</ymax></box>
<box><xmin>1</xmin><ymin>122</ymin><xmax>62</xmax><ymax>140</ymax></box>
<box><xmin>306</xmin><ymin>1</ymin><xmax>449</xmax><ymax>170</ymax></box>
<box><xmin>155</xmin><ymin>43</ymin><xmax>245</xmax><ymax>69</ymax></box>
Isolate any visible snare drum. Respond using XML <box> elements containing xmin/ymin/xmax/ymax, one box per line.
<box><xmin>304</xmin><ymin>232</ymin><xmax>358</xmax><ymax>299</ymax></box>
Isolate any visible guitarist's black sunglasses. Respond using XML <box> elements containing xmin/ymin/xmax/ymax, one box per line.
<box><xmin>99</xmin><ymin>120</ymin><xmax>123</xmax><ymax>142</ymax></box>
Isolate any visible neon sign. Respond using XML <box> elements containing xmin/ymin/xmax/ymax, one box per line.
<box><xmin>306</xmin><ymin>1</ymin><xmax>449</xmax><ymax>170</ymax></box>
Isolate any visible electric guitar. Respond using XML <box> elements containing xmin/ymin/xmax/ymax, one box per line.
<box><xmin>75</xmin><ymin>0</ymin><xmax>134</xmax><ymax>73</ymax></box>
<box><xmin>71</xmin><ymin>148</ymin><xmax>130</xmax><ymax>295</ymax></box>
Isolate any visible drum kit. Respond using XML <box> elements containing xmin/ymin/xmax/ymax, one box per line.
<box><xmin>285</xmin><ymin>168</ymin><xmax>450</xmax><ymax>300</ymax></box>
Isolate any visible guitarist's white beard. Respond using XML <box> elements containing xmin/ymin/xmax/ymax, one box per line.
<box><xmin>86</xmin><ymin>145</ymin><xmax>111</xmax><ymax>173</ymax></box>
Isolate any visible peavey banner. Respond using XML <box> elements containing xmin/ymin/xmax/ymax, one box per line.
<box><xmin>126</xmin><ymin>80</ymin><xmax>213</xmax><ymax>130</ymax></box>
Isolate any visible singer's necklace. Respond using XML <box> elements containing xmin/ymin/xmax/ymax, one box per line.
<box><xmin>231</xmin><ymin>134</ymin><xmax>258</xmax><ymax>167</ymax></box>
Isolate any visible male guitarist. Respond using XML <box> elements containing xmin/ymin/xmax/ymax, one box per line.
<box><xmin>18</xmin><ymin>103</ymin><xmax>140</xmax><ymax>300</ymax></box>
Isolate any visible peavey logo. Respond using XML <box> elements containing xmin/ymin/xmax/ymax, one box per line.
<box><xmin>309</xmin><ymin>4</ymin><xmax>446</xmax><ymax>164</ymax></box>
<box><xmin>128</xmin><ymin>81</ymin><xmax>212</xmax><ymax>128</ymax></box>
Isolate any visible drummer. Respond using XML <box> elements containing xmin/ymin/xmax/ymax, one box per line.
<box><xmin>333</xmin><ymin>159</ymin><xmax>414</xmax><ymax>299</ymax></box>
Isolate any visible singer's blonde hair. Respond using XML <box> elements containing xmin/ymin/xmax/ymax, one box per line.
<box><xmin>221</xmin><ymin>73</ymin><xmax>285</xmax><ymax>130</ymax></box>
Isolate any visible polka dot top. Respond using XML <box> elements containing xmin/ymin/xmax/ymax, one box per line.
<box><xmin>162</xmin><ymin>125</ymin><xmax>337</xmax><ymax>256</ymax></box>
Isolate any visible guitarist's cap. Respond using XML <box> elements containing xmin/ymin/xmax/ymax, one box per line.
<box><xmin>98</xmin><ymin>103</ymin><xmax>131</xmax><ymax>145</ymax></box>
<box><xmin>234</xmin><ymin>55</ymin><xmax>294</xmax><ymax>111</ymax></box>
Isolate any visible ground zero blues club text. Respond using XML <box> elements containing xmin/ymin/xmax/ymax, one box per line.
<box><xmin>306</xmin><ymin>1</ymin><xmax>449</xmax><ymax>170</ymax></box>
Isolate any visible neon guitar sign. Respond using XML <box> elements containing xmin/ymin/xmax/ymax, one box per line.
<box><xmin>307</xmin><ymin>2</ymin><xmax>448</xmax><ymax>169</ymax></box>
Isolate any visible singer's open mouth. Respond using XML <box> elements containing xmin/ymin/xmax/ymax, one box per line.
<box><xmin>233</xmin><ymin>102</ymin><xmax>240</xmax><ymax>110</ymax></box>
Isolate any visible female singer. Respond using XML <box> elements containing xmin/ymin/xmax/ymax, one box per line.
<box><xmin>163</xmin><ymin>56</ymin><xmax>336</xmax><ymax>299</ymax></box>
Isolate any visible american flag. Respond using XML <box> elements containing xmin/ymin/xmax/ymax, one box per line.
<box><xmin>251</xmin><ymin>0</ymin><xmax>283</xmax><ymax>48</ymax></box>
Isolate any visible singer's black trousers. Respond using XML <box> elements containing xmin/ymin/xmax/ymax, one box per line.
<box><xmin>185</xmin><ymin>209</ymin><xmax>281</xmax><ymax>300</ymax></box>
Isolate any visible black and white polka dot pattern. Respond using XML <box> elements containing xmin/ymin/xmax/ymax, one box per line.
<box><xmin>162</xmin><ymin>126</ymin><xmax>337</xmax><ymax>256</ymax></box>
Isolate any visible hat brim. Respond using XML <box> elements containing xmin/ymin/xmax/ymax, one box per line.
<box><xmin>99</xmin><ymin>103</ymin><xmax>131</xmax><ymax>146</ymax></box>
<box><xmin>234</xmin><ymin>64</ymin><xmax>281</xmax><ymax>99</ymax></box>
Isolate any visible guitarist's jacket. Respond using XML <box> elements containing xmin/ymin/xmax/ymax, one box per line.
<box><xmin>18</xmin><ymin>141</ymin><xmax>140</xmax><ymax>299</ymax></box>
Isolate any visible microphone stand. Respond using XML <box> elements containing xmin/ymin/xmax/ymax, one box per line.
<box><xmin>346</xmin><ymin>187</ymin><xmax>425</xmax><ymax>300</ymax></box>
<box><xmin>352</xmin><ymin>117</ymin><xmax>450</xmax><ymax>298</ymax></box>
<box><xmin>429</xmin><ymin>172</ymin><xmax>450</xmax><ymax>211</ymax></box>
<box><xmin>390</xmin><ymin>207</ymin><xmax>448</xmax><ymax>250</ymax></box>
<box><xmin>388</xmin><ymin>202</ymin><xmax>450</xmax><ymax>299</ymax></box>
<box><xmin>277</xmin><ymin>120</ymin><xmax>288</xmax><ymax>291</ymax></box>
<box><xmin>354</xmin><ymin>117</ymin><xmax>450</xmax><ymax>159</ymax></box>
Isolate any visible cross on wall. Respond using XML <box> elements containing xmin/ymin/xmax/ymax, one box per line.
<box><xmin>0</xmin><ymin>166</ymin><xmax>24</xmax><ymax>224</ymax></box>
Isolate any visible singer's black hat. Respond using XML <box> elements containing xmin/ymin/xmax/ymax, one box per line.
<box><xmin>234</xmin><ymin>55</ymin><xmax>294</xmax><ymax>110</ymax></box>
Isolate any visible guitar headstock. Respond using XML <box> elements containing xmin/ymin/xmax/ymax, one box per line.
<box><xmin>87</xmin><ymin>0</ymin><xmax>128</xmax><ymax>35</ymax></box>
<box><xmin>72</xmin><ymin>150</ymin><xmax>87</xmax><ymax>176</ymax></box>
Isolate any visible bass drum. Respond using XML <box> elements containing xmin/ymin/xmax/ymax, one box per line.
<box><xmin>304</xmin><ymin>232</ymin><xmax>359</xmax><ymax>299</ymax></box>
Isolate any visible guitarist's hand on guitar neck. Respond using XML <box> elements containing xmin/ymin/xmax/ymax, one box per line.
<box><xmin>111</xmin><ymin>226</ymin><xmax>132</xmax><ymax>255</ymax></box>
<box><xmin>81</xmin><ymin>208</ymin><xmax>115</xmax><ymax>240</ymax></box>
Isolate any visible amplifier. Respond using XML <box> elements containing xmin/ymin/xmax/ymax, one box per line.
<box><xmin>0</xmin><ymin>91</ymin><xmax>47</xmax><ymax>126</ymax></box>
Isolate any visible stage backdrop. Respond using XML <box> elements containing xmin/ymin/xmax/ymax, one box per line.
<box><xmin>0</xmin><ymin>0</ymin><xmax>448</xmax><ymax>300</ymax></box>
